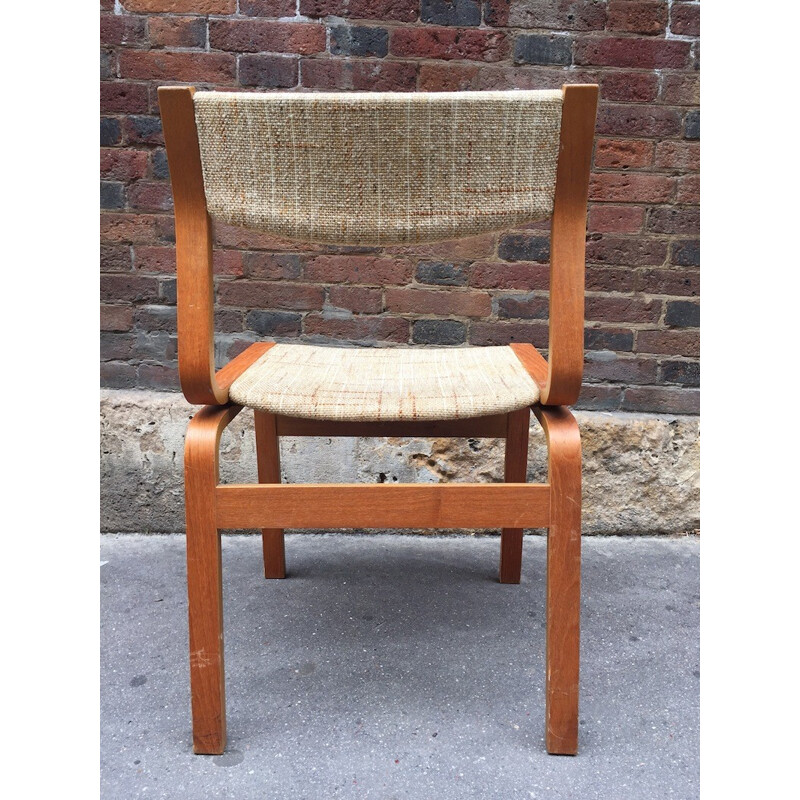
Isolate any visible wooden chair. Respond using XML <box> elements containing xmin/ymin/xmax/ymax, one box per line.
<box><xmin>159</xmin><ymin>84</ymin><xmax>598</xmax><ymax>757</ymax></box>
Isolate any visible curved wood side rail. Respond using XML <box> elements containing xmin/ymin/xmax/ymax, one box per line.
<box><xmin>184</xmin><ymin>402</ymin><xmax>242</xmax><ymax>755</ymax></box>
<box><xmin>542</xmin><ymin>84</ymin><xmax>599</xmax><ymax>407</ymax></box>
<box><xmin>159</xmin><ymin>86</ymin><xmax>227</xmax><ymax>406</ymax></box>
<box><xmin>533</xmin><ymin>404</ymin><xmax>582</xmax><ymax>754</ymax></box>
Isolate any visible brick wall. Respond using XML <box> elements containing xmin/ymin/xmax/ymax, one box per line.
<box><xmin>100</xmin><ymin>0</ymin><xmax>700</xmax><ymax>414</ymax></box>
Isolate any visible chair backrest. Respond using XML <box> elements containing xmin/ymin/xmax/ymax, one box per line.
<box><xmin>192</xmin><ymin>90</ymin><xmax>564</xmax><ymax>246</ymax></box>
<box><xmin>158</xmin><ymin>84</ymin><xmax>598</xmax><ymax>408</ymax></box>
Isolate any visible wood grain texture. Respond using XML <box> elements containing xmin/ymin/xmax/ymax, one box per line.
<box><xmin>499</xmin><ymin>407</ymin><xmax>531</xmax><ymax>584</ymax></box>
<box><xmin>542</xmin><ymin>84</ymin><xmax>599</xmax><ymax>406</ymax></box>
<box><xmin>254</xmin><ymin>410</ymin><xmax>286</xmax><ymax>579</ymax></box>
<box><xmin>159</xmin><ymin>86</ymin><xmax>226</xmax><ymax>406</ymax></box>
<box><xmin>215</xmin><ymin>484</ymin><xmax>551</xmax><ymax>530</ymax></box>
<box><xmin>216</xmin><ymin>342</ymin><xmax>274</xmax><ymax>393</ymax></box>
<box><xmin>534</xmin><ymin>405</ymin><xmax>582</xmax><ymax>755</ymax></box>
<box><xmin>275</xmin><ymin>414</ymin><xmax>509</xmax><ymax>438</ymax></box>
<box><xmin>509</xmin><ymin>343</ymin><xmax>549</xmax><ymax>391</ymax></box>
<box><xmin>183</xmin><ymin>402</ymin><xmax>242</xmax><ymax>755</ymax></box>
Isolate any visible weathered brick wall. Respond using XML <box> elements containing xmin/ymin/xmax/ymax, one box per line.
<box><xmin>100</xmin><ymin>0</ymin><xmax>699</xmax><ymax>414</ymax></box>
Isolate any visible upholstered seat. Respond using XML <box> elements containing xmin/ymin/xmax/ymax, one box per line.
<box><xmin>228</xmin><ymin>343</ymin><xmax>540</xmax><ymax>422</ymax></box>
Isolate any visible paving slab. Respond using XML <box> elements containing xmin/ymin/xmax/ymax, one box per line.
<box><xmin>101</xmin><ymin>534</ymin><xmax>699</xmax><ymax>799</ymax></box>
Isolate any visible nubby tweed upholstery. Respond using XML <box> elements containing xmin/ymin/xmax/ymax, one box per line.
<box><xmin>193</xmin><ymin>90</ymin><xmax>563</xmax><ymax>246</ymax></box>
<box><xmin>228</xmin><ymin>344</ymin><xmax>540</xmax><ymax>422</ymax></box>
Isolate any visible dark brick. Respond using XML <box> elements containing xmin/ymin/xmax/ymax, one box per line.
<box><xmin>101</xmin><ymin>305</ymin><xmax>134</xmax><ymax>332</ymax></box>
<box><xmin>101</xmin><ymin>361</ymin><xmax>138</xmax><ymax>389</ymax></box>
<box><xmin>671</xmin><ymin>240</ymin><xmax>699</xmax><ymax>266</ymax></box>
<box><xmin>622</xmin><ymin>387</ymin><xmax>699</xmax><ymax>414</ymax></box>
<box><xmin>637</xmin><ymin>268</ymin><xmax>699</xmax><ymax>297</ymax></box>
<box><xmin>101</xmin><ymin>244</ymin><xmax>132</xmax><ymax>273</ymax></box>
<box><xmin>159</xmin><ymin>278</ymin><xmax>177</xmax><ymax>305</ymax></box>
<box><xmin>101</xmin><ymin>332</ymin><xmax>135</xmax><ymax>361</ymax></box>
<box><xmin>574</xmin><ymin>384</ymin><xmax>623</xmax><ymax>411</ymax></box>
<box><xmin>243</xmin><ymin>252</ymin><xmax>303</xmax><ymax>280</ymax></box>
<box><xmin>468</xmin><ymin>321</ymin><xmax>548</xmax><ymax>347</ymax></box>
<box><xmin>101</xmin><ymin>274</ymin><xmax>161</xmax><ymax>304</ymax></box>
<box><xmin>514</xmin><ymin>34</ymin><xmax>572</xmax><ymax>66</ymax></box>
<box><xmin>665</xmin><ymin>300</ymin><xmax>699</xmax><ymax>328</ymax></box>
<box><xmin>585</xmin><ymin>327</ymin><xmax>634</xmax><ymax>351</ymax></box>
<box><xmin>138</xmin><ymin>363</ymin><xmax>180</xmax><ymax>392</ymax></box>
<box><xmin>100</xmin><ymin>117</ymin><xmax>121</xmax><ymax>147</ymax></box>
<box><xmin>134</xmin><ymin>305</ymin><xmax>178</xmax><ymax>332</ymax></box>
<box><xmin>151</xmin><ymin>149</ymin><xmax>169</xmax><ymax>180</ymax></box>
<box><xmin>583</xmin><ymin>353</ymin><xmax>658</xmax><ymax>385</ymax></box>
<box><xmin>497</xmin><ymin>292</ymin><xmax>549</xmax><ymax>320</ymax></box>
<box><xmin>482</xmin><ymin>0</ymin><xmax>509</xmax><ymax>27</ymax></box>
<box><xmin>330</xmin><ymin>25</ymin><xmax>389</xmax><ymax>57</ymax></box>
<box><xmin>239</xmin><ymin>55</ymin><xmax>299</xmax><ymax>88</ymax></box>
<box><xmin>647</xmin><ymin>207</ymin><xmax>699</xmax><ymax>235</ymax></box>
<box><xmin>684</xmin><ymin>109</ymin><xmax>700</xmax><ymax>140</ymax></box>
<box><xmin>421</xmin><ymin>0</ymin><xmax>481</xmax><ymax>27</ymax></box>
<box><xmin>100</xmin><ymin>50</ymin><xmax>114</xmax><ymax>80</ymax></box>
<box><xmin>124</xmin><ymin>116</ymin><xmax>163</xmax><ymax>146</ymax></box>
<box><xmin>416</xmin><ymin>261</ymin><xmax>468</xmax><ymax>286</ymax></box>
<box><xmin>101</xmin><ymin>181</ymin><xmax>126</xmax><ymax>210</ymax></box>
<box><xmin>661</xmin><ymin>359</ymin><xmax>699</xmax><ymax>387</ymax></box>
<box><xmin>498</xmin><ymin>234</ymin><xmax>550</xmax><ymax>263</ymax></box>
<box><xmin>412</xmin><ymin>319</ymin><xmax>467</xmax><ymax>345</ymax></box>
<box><xmin>246</xmin><ymin>310</ymin><xmax>303</xmax><ymax>336</ymax></box>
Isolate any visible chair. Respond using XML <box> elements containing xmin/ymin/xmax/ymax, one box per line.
<box><xmin>158</xmin><ymin>84</ymin><xmax>598</xmax><ymax>757</ymax></box>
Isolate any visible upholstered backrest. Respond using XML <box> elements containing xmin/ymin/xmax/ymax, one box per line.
<box><xmin>192</xmin><ymin>90</ymin><xmax>563</xmax><ymax>246</ymax></box>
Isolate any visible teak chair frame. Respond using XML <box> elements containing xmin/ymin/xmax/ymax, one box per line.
<box><xmin>159</xmin><ymin>83</ymin><xmax>598</xmax><ymax>757</ymax></box>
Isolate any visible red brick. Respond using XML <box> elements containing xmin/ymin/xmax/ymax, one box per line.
<box><xmin>209</xmin><ymin>20</ymin><xmax>326</xmax><ymax>54</ymax></box>
<box><xmin>622</xmin><ymin>387</ymin><xmax>699</xmax><ymax>414</ymax></box>
<box><xmin>303</xmin><ymin>315</ymin><xmax>410</xmax><ymax>343</ymax></box>
<box><xmin>385</xmin><ymin>288</ymin><xmax>491</xmax><ymax>318</ymax></box>
<box><xmin>654</xmin><ymin>141</ymin><xmax>700</xmax><ymax>172</ymax></box>
<box><xmin>100</xmin><ymin>13</ymin><xmax>146</xmax><ymax>46</ymax></box>
<box><xmin>585</xmin><ymin>295</ymin><xmax>662</xmax><ymax>323</ymax></box>
<box><xmin>123</xmin><ymin>0</ymin><xmax>235</xmax><ymax>11</ymax></box>
<box><xmin>636</xmin><ymin>329</ymin><xmax>699</xmax><ymax>357</ymax></box>
<box><xmin>589</xmin><ymin>173</ymin><xmax>674</xmax><ymax>203</ymax></box>
<box><xmin>595</xmin><ymin>104</ymin><xmax>683</xmax><ymax>137</ymax></box>
<box><xmin>594</xmin><ymin>138</ymin><xmax>654</xmax><ymax>169</ymax></box>
<box><xmin>507</xmin><ymin>0</ymin><xmax>607</xmax><ymax>31</ymax></box>
<box><xmin>575</xmin><ymin>36</ymin><xmax>690</xmax><ymax>69</ymax></box>
<box><xmin>305</xmin><ymin>256</ymin><xmax>412</xmax><ymax>285</ymax></box>
<box><xmin>660</xmin><ymin>73</ymin><xmax>700</xmax><ymax>105</ymax></box>
<box><xmin>584</xmin><ymin>355</ymin><xmax>658</xmax><ymax>385</ymax></box>
<box><xmin>586</xmin><ymin>236</ymin><xmax>667</xmax><ymax>267</ymax></box>
<box><xmin>469</xmin><ymin>261</ymin><xmax>549</xmax><ymax>290</ymax></box>
<box><xmin>101</xmin><ymin>361</ymin><xmax>138</xmax><ymax>388</ymax></box>
<box><xmin>128</xmin><ymin>181</ymin><xmax>173</xmax><ymax>212</ymax></box>
<box><xmin>385</xmin><ymin>233</ymin><xmax>496</xmax><ymax>261</ymax></box>
<box><xmin>100</xmin><ymin>149</ymin><xmax>149</xmax><ymax>182</ymax></box>
<box><xmin>212</xmin><ymin>221</ymin><xmax>307</xmax><ymax>251</ymax></box>
<box><xmin>212</xmin><ymin>250</ymin><xmax>245</xmax><ymax>276</ymax></box>
<box><xmin>135</xmin><ymin>306</ymin><xmax>178</xmax><ymax>332</ymax></box>
<box><xmin>217</xmin><ymin>281</ymin><xmax>324</xmax><ymax>310</ymax></box>
<box><xmin>138</xmin><ymin>363</ymin><xmax>180</xmax><ymax>391</ymax></box>
<box><xmin>101</xmin><ymin>212</ymin><xmax>163</xmax><ymax>244</ymax></box>
<box><xmin>101</xmin><ymin>305</ymin><xmax>134</xmax><ymax>332</ymax></box>
<box><xmin>646</xmin><ymin>207</ymin><xmax>699</xmax><ymax>235</ymax></box>
<box><xmin>134</xmin><ymin>246</ymin><xmax>175</xmax><ymax>274</ymax></box>
<box><xmin>148</xmin><ymin>16</ymin><xmax>207</xmax><ymax>49</ymax></box>
<box><xmin>606</xmin><ymin>1</ymin><xmax>668</xmax><ymax>35</ymax></box>
<box><xmin>469</xmin><ymin>321</ymin><xmax>548</xmax><ymax>347</ymax></box>
<box><xmin>328</xmin><ymin>286</ymin><xmax>383</xmax><ymax>314</ymax></box>
<box><xmin>122</xmin><ymin>116</ymin><xmax>164</xmax><ymax>146</ymax></box>
<box><xmin>418</xmin><ymin>64</ymin><xmax>480</xmax><ymax>92</ymax></box>
<box><xmin>241</xmin><ymin>0</ymin><xmax>296</xmax><ymax>15</ymax></box>
<box><xmin>670</xmin><ymin>2</ymin><xmax>700</xmax><ymax>37</ymax></box>
<box><xmin>301</xmin><ymin>59</ymin><xmax>417</xmax><ymax>91</ymax></box>
<box><xmin>391</xmin><ymin>27</ymin><xmax>508</xmax><ymax>62</ymax></box>
<box><xmin>100</xmin><ymin>82</ymin><xmax>149</xmax><ymax>114</ymax></box>
<box><xmin>600</xmin><ymin>71</ymin><xmax>659</xmax><ymax>102</ymax></box>
<box><xmin>574</xmin><ymin>385</ymin><xmax>623</xmax><ymax>411</ymax></box>
<box><xmin>101</xmin><ymin>274</ymin><xmax>161</xmax><ymax>303</ymax></box>
<box><xmin>586</xmin><ymin>266</ymin><xmax>637</xmax><ymax>293</ymax></box>
<box><xmin>300</xmin><ymin>0</ymin><xmax>417</xmax><ymax>22</ymax></box>
<box><xmin>242</xmin><ymin>252</ymin><xmax>302</xmax><ymax>281</ymax></box>
<box><xmin>483</xmin><ymin>0</ymin><xmax>510</xmax><ymax>27</ymax></box>
<box><xmin>676</xmin><ymin>174</ymin><xmax>699</xmax><ymax>204</ymax></box>
<box><xmin>101</xmin><ymin>244</ymin><xmax>133</xmax><ymax>273</ymax></box>
<box><xmin>119</xmin><ymin>51</ymin><xmax>235</xmax><ymax>83</ymax></box>
<box><xmin>637</xmin><ymin>268</ymin><xmax>699</xmax><ymax>297</ymax></box>
<box><xmin>588</xmin><ymin>205</ymin><xmax>644</xmax><ymax>234</ymax></box>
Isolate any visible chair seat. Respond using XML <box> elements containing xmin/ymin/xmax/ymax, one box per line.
<box><xmin>228</xmin><ymin>343</ymin><xmax>540</xmax><ymax>422</ymax></box>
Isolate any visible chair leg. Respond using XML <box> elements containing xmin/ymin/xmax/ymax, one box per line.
<box><xmin>535</xmin><ymin>405</ymin><xmax>581</xmax><ymax>755</ymax></box>
<box><xmin>184</xmin><ymin>405</ymin><xmax>238</xmax><ymax>755</ymax></box>
<box><xmin>499</xmin><ymin>407</ymin><xmax>530</xmax><ymax>584</ymax></box>
<box><xmin>255</xmin><ymin>411</ymin><xmax>286</xmax><ymax>579</ymax></box>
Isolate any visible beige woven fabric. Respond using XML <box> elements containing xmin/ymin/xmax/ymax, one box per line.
<box><xmin>228</xmin><ymin>343</ymin><xmax>540</xmax><ymax>422</ymax></box>
<box><xmin>193</xmin><ymin>90</ymin><xmax>563</xmax><ymax>246</ymax></box>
